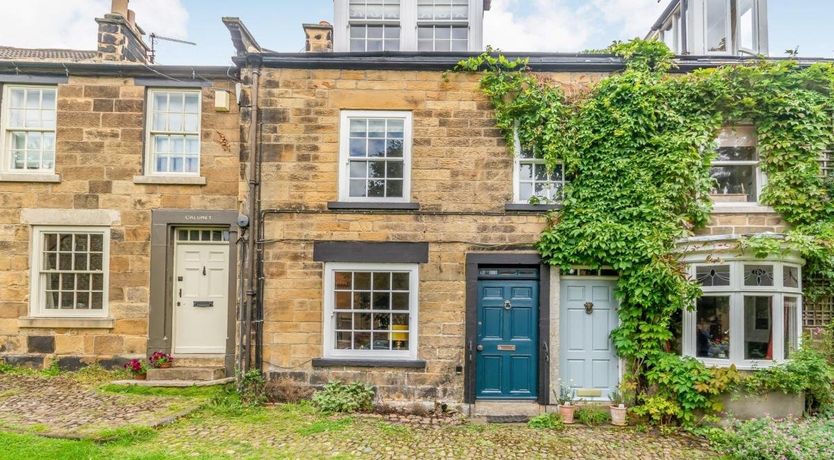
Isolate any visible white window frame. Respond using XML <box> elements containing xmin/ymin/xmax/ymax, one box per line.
<box><xmin>348</xmin><ymin>0</ymin><xmax>402</xmax><ymax>52</ymax></box>
<box><xmin>512</xmin><ymin>128</ymin><xmax>566</xmax><ymax>204</ymax></box>
<box><xmin>711</xmin><ymin>125</ymin><xmax>765</xmax><ymax>207</ymax></box>
<box><xmin>322</xmin><ymin>262</ymin><xmax>419</xmax><ymax>360</ymax></box>
<box><xmin>28</xmin><ymin>226</ymin><xmax>111</xmax><ymax>318</ymax></box>
<box><xmin>682</xmin><ymin>259</ymin><xmax>802</xmax><ymax>369</ymax></box>
<box><xmin>338</xmin><ymin>110</ymin><xmax>412</xmax><ymax>203</ymax></box>
<box><xmin>0</xmin><ymin>84</ymin><xmax>58</xmax><ymax>174</ymax></box>
<box><xmin>144</xmin><ymin>88</ymin><xmax>202</xmax><ymax>177</ymax></box>
<box><xmin>735</xmin><ymin>0</ymin><xmax>759</xmax><ymax>55</ymax></box>
<box><xmin>704</xmin><ymin>0</ymin><xmax>733</xmax><ymax>55</ymax></box>
<box><xmin>659</xmin><ymin>9</ymin><xmax>682</xmax><ymax>54</ymax></box>
<box><xmin>821</xmin><ymin>149</ymin><xmax>833</xmax><ymax>178</ymax></box>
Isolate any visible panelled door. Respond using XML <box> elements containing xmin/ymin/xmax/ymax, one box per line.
<box><xmin>476</xmin><ymin>278</ymin><xmax>539</xmax><ymax>399</ymax></box>
<box><xmin>560</xmin><ymin>279</ymin><xmax>619</xmax><ymax>400</ymax></box>
<box><xmin>173</xmin><ymin>228</ymin><xmax>229</xmax><ymax>354</ymax></box>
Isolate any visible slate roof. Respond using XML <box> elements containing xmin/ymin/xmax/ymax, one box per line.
<box><xmin>0</xmin><ymin>46</ymin><xmax>98</xmax><ymax>62</ymax></box>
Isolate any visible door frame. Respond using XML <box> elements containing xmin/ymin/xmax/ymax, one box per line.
<box><xmin>148</xmin><ymin>210</ymin><xmax>240</xmax><ymax>376</ymax></box>
<box><xmin>464</xmin><ymin>253</ymin><xmax>551</xmax><ymax>405</ymax></box>
<box><xmin>559</xmin><ymin>275</ymin><xmax>622</xmax><ymax>401</ymax></box>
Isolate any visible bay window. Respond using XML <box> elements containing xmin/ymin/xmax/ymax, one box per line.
<box><xmin>323</xmin><ymin>263</ymin><xmax>419</xmax><ymax>359</ymax></box>
<box><xmin>683</xmin><ymin>259</ymin><xmax>802</xmax><ymax>368</ymax></box>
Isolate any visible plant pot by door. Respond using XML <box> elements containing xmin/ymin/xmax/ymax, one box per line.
<box><xmin>134</xmin><ymin>373</ymin><xmax>147</xmax><ymax>381</ymax></box>
<box><xmin>610</xmin><ymin>405</ymin><xmax>627</xmax><ymax>426</ymax></box>
<box><xmin>159</xmin><ymin>361</ymin><xmax>172</xmax><ymax>369</ymax></box>
<box><xmin>559</xmin><ymin>404</ymin><xmax>576</xmax><ymax>424</ymax></box>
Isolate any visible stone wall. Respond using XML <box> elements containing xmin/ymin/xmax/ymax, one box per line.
<box><xmin>0</xmin><ymin>76</ymin><xmax>241</xmax><ymax>369</ymax></box>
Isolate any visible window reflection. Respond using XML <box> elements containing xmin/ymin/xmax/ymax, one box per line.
<box><xmin>744</xmin><ymin>296</ymin><xmax>773</xmax><ymax>360</ymax></box>
<box><xmin>696</xmin><ymin>296</ymin><xmax>731</xmax><ymax>359</ymax></box>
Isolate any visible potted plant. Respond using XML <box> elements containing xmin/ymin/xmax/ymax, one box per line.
<box><xmin>608</xmin><ymin>388</ymin><xmax>627</xmax><ymax>426</ymax></box>
<box><xmin>124</xmin><ymin>358</ymin><xmax>149</xmax><ymax>380</ymax></box>
<box><xmin>149</xmin><ymin>351</ymin><xmax>174</xmax><ymax>369</ymax></box>
<box><xmin>555</xmin><ymin>383</ymin><xmax>577</xmax><ymax>424</ymax></box>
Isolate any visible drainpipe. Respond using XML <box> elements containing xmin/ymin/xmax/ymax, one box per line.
<box><xmin>244</xmin><ymin>59</ymin><xmax>261</xmax><ymax>375</ymax></box>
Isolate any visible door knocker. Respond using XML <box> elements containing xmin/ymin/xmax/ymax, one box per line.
<box><xmin>504</xmin><ymin>300</ymin><xmax>512</xmax><ymax>310</ymax></box>
<box><xmin>584</xmin><ymin>302</ymin><xmax>594</xmax><ymax>314</ymax></box>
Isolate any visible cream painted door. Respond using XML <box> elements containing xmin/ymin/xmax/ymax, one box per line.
<box><xmin>174</xmin><ymin>242</ymin><xmax>229</xmax><ymax>354</ymax></box>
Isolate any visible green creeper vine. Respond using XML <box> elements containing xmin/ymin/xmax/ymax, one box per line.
<box><xmin>456</xmin><ymin>40</ymin><xmax>834</xmax><ymax>425</ymax></box>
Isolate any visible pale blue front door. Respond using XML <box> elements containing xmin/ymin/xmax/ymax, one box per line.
<box><xmin>560</xmin><ymin>279</ymin><xmax>619</xmax><ymax>400</ymax></box>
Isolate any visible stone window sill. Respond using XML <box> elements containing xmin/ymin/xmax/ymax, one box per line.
<box><xmin>712</xmin><ymin>204</ymin><xmax>776</xmax><ymax>214</ymax></box>
<box><xmin>0</xmin><ymin>173</ymin><xmax>61</xmax><ymax>183</ymax></box>
<box><xmin>19</xmin><ymin>317</ymin><xmax>115</xmax><ymax>329</ymax></box>
<box><xmin>133</xmin><ymin>175</ymin><xmax>207</xmax><ymax>185</ymax></box>
<box><xmin>505</xmin><ymin>203</ymin><xmax>562</xmax><ymax>212</ymax></box>
<box><xmin>327</xmin><ymin>201</ymin><xmax>420</xmax><ymax>211</ymax></box>
<box><xmin>312</xmin><ymin>358</ymin><xmax>427</xmax><ymax>369</ymax></box>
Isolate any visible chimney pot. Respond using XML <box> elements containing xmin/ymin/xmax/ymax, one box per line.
<box><xmin>303</xmin><ymin>21</ymin><xmax>333</xmax><ymax>53</ymax></box>
<box><xmin>111</xmin><ymin>0</ymin><xmax>129</xmax><ymax>17</ymax></box>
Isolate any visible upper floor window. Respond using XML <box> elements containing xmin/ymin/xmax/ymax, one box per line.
<box><xmin>146</xmin><ymin>89</ymin><xmax>201</xmax><ymax>176</ymax></box>
<box><xmin>710</xmin><ymin>126</ymin><xmax>762</xmax><ymax>204</ymax></box>
<box><xmin>349</xmin><ymin>0</ymin><xmax>401</xmax><ymax>52</ymax></box>
<box><xmin>339</xmin><ymin>110</ymin><xmax>412</xmax><ymax>202</ymax></box>
<box><xmin>515</xmin><ymin>147</ymin><xmax>566</xmax><ymax>204</ymax></box>
<box><xmin>659</xmin><ymin>9</ymin><xmax>683</xmax><ymax>53</ymax></box>
<box><xmin>821</xmin><ymin>149</ymin><xmax>832</xmax><ymax>178</ymax></box>
<box><xmin>417</xmin><ymin>0</ymin><xmax>469</xmax><ymax>51</ymax></box>
<box><xmin>30</xmin><ymin>226</ymin><xmax>110</xmax><ymax>318</ymax></box>
<box><xmin>705</xmin><ymin>0</ymin><xmax>731</xmax><ymax>53</ymax></box>
<box><xmin>737</xmin><ymin>0</ymin><xmax>758</xmax><ymax>53</ymax></box>
<box><xmin>0</xmin><ymin>85</ymin><xmax>57</xmax><ymax>173</ymax></box>
<box><xmin>682</xmin><ymin>259</ymin><xmax>802</xmax><ymax>368</ymax></box>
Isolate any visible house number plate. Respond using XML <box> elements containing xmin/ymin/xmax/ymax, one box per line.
<box><xmin>497</xmin><ymin>344</ymin><xmax>516</xmax><ymax>351</ymax></box>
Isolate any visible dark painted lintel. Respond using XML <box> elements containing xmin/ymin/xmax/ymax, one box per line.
<box><xmin>134</xmin><ymin>77</ymin><xmax>213</xmax><ymax>88</ymax></box>
<box><xmin>313</xmin><ymin>241</ymin><xmax>429</xmax><ymax>264</ymax></box>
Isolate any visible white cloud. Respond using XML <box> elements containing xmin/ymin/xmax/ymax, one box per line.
<box><xmin>484</xmin><ymin>0</ymin><xmax>670</xmax><ymax>52</ymax></box>
<box><xmin>0</xmin><ymin>0</ymin><xmax>188</xmax><ymax>50</ymax></box>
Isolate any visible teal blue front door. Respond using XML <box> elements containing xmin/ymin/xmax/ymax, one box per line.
<box><xmin>560</xmin><ymin>279</ymin><xmax>619</xmax><ymax>400</ymax></box>
<box><xmin>476</xmin><ymin>280</ymin><xmax>539</xmax><ymax>399</ymax></box>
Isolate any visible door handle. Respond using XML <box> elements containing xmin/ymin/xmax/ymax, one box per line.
<box><xmin>178</xmin><ymin>288</ymin><xmax>182</xmax><ymax>298</ymax></box>
<box><xmin>203</xmin><ymin>266</ymin><xmax>206</xmax><ymax>276</ymax></box>
<box><xmin>476</xmin><ymin>344</ymin><xmax>484</xmax><ymax>352</ymax></box>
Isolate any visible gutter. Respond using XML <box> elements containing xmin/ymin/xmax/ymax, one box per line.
<box><xmin>0</xmin><ymin>61</ymin><xmax>237</xmax><ymax>80</ymax></box>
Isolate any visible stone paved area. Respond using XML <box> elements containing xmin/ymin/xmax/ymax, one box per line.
<box><xmin>0</xmin><ymin>374</ymin><xmax>198</xmax><ymax>437</ymax></box>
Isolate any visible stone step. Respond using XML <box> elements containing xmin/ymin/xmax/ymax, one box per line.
<box><xmin>147</xmin><ymin>367</ymin><xmax>225</xmax><ymax>381</ymax></box>
<box><xmin>171</xmin><ymin>356</ymin><xmax>226</xmax><ymax>368</ymax></box>
<box><xmin>469</xmin><ymin>401</ymin><xmax>544</xmax><ymax>418</ymax></box>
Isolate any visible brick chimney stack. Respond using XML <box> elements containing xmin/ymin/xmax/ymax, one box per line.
<box><xmin>96</xmin><ymin>0</ymin><xmax>151</xmax><ymax>63</ymax></box>
<box><xmin>303</xmin><ymin>21</ymin><xmax>333</xmax><ymax>53</ymax></box>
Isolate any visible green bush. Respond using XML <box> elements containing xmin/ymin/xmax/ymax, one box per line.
<box><xmin>712</xmin><ymin>416</ymin><xmax>834</xmax><ymax>460</ymax></box>
<box><xmin>575</xmin><ymin>405</ymin><xmax>611</xmax><ymax>427</ymax></box>
<box><xmin>741</xmin><ymin>348</ymin><xmax>834</xmax><ymax>414</ymax></box>
<box><xmin>528</xmin><ymin>412</ymin><xmax>565</xmax><ymax>430</ymax></box>
<box><xmin>311</xmin><ymin>381</ymin><xmax>374</xmax><ymax>414</ymax></box>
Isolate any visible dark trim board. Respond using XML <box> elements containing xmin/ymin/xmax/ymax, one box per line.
<box><xmin>134</xmin><ymin>77</ymin><xmax>213</xmax><ymax>88</ymax></box>
<box><xmin>327</xmin><ymin>201</ymin><xmax>420</xmax><ymax>211</ymax></box>
<box><xmin>313</xmin><ymin>241</ymin><xmax>429</xmax><ymax>264</ymax></box>
<box><xmin>0</xmin><ymin>74</ymin><xmax>69</xmax><ymax>84</ymax></box>
<box><xmin>148</xmin><ymin>209</ymin><xmax>240</xmax><ymax>377</ymax></box>
<box><xmin>464</xmin><ymin>252</ymin><xmax>551</xmax><ymax>405</ymax></box>
<box><xmin>312</xmin><ymin>358</ymin><xmax>427</xmax><ymax>369</ymax></box>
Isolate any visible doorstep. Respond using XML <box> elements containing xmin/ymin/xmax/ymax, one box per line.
<box><xmin>467</xmin><ymin>400</ymin><xmax>551</xmax><ymax>419</ymax></box>
<box><xmin>111</xmin><ymin>377</ymin><xmax>235</xmax><ymax>387</ymax></box>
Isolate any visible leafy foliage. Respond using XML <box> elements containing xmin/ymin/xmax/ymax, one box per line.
<box><xmin>527</xmin><ymin>412</ymin><xmax>565</xmax><ymax>430</ymax></box>
<box><xmin>575</xmin><ymin>405</ymin><xmax>611</xmax><ymax>426</ymax></box>
<box><xmin>711</xmin><ymin>416</ymin><xmax>834</xmax><ymax>460</ymax></box>
<box><xmin>457</xmin><ymin>40</ymin><xmax>834</xmax><ymax>426</ymax></box>
<box><xmin>740</xmin><ymin>348</ymin><xmax>834</xmax><ymax>414</ymax></box>
<box><xmin>311</xmin><ymin>381</ymin><xmax>375</xmax><ymax>414</ymax></box>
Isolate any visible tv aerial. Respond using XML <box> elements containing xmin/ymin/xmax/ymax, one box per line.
<box><xmin>148</xmin><ymin>33</ymin><xmax>197</xmax><ymax>64</ymax></box>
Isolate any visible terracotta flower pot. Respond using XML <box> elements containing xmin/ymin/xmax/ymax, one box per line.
<box><xmin>159</xmin><ymin>361</ymin><xmax>172</xmax><ymax>369</ymax></box>
<box><xmin>559</xmin><ymin>404</ymin><xmax>576</xmax><ymax>424</ymax></box>
<box><xmin>610</xmin><ymin>405</ymin><xmax>627</xmax><ymax>426</ymax></box>
<box><xmin>133</xmin><ymin>373</ymin><xmax>147</xmax><ymax>380</ymax></box>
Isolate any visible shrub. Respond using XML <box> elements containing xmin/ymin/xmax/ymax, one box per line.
<box><xmin>238</xmin><ymin>369</ymin><xmax>267</xmax><ymax>406</ymax></box>
<box><xmin>741</xmin><ymin>348</ymin><xmax>834</xmax><ymax>414</ymax></box>
<box><xmin>265</xmin><ymin>378</ymin><xmax>314</xmax><ymax>404</ymax></box>
<box><xmin>311</xmin><ymin>381</ymin><xmax>374</xmax><ymax>414</ymax></box>
<box><xmin>528</xmin><ymin>412</ymin><xmax>565</xmax><ymax>430</ymax></box>
<box><xmin>713</xmin><ymin>416</ymin><xmax>834</xmax><ymax>460</ymax></box>
<box><xmin>575</xmin><ymin>405</ymin><xmax>611</xmax><ymax>427</ymax></box>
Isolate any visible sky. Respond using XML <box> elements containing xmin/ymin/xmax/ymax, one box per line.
<box><xmin>0</xmin><ymin>0</ymin><xmax>831</xmax><ymax>66</ymax></box>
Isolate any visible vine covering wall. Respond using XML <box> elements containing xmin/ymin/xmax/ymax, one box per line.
<box><xmin>457</xmin><ymin>40</ymin><xmax>834</xmax><ymax>424</ymax></box>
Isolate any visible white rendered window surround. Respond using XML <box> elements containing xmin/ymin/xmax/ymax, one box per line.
<box><xmin>682</xmin><ymin>259</ymin><xmax>802</xmax><ymax>369</ymax></box>
<box><xmin>334</xmin><ymin>0</ymin><xmax>485</xmax><ymax>52</ymax></box>
<box><xmin>338</xmin><ymin>110</ymin><xmax>412</xmax><ymax>202</ymax></box>
<box><xmin>0</xmin><ymin>85</ymin><xmax>57</xmax><ymax>173</ymax></box>
<box><xmin>323</xmin><ymin>263</ymin><xmax>419</xmax><ymax>360</ymax></box>
<box><xmin>145</xmin><ymin>89</ymin><xmax>202</xmax><ymax>176</ymax></box>
<box><xmin>29</xmin><ymin>226</ymin><xmax>110</xmax><ymax>318</ymax></box>
<box><xmin>512</xmin><ymin>130</ymin><xmax>566</xmax><ymax>204</ymax></box>
<box><xmin>710</xmin><ymin>125</ymin><xmax>764</xmax><ymax>206</ymax></box>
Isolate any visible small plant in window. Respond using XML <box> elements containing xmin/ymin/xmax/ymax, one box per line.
<box><xmin>148</xmin><ymin>351</ymin><xmax>174</xmax><ymax>369</ymax></box>
<box><xmin>124</xmin><ymin>359</ymin><xmax>149</xmax><ymax>380</ymax></box>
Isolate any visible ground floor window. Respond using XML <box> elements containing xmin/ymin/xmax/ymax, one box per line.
<box><xmin>29</xmin><ymin>226</ymin><xmax>110</xmax><ymax>317</ymax></box>
<box><xmin>680</xmin><ymin>259</ymin><xmax>802</xmax><ymax>368</ymax></box>
<box><xmin>323</xmin><ymin>262</ymin><xmax>418</xmax><ymax>359</ymax></box>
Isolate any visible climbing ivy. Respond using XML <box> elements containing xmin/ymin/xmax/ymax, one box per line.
<box><xmin>456</xmin><ymin>40</ymin><xmax>834</xmax><ymax>425</ymax></box>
